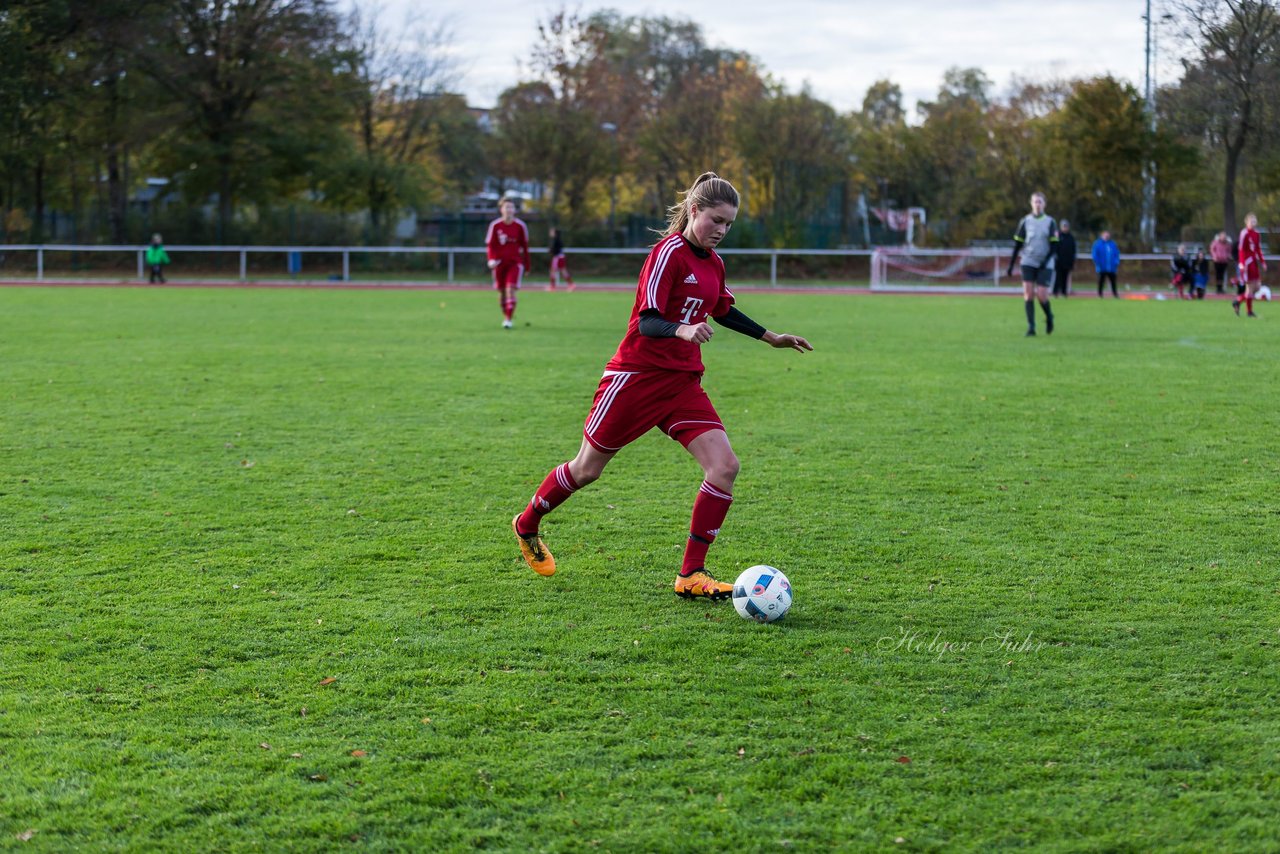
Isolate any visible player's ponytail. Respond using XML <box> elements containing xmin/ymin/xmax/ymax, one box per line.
<box><xmin>662</xmin><ymin>171</ymin><xmax>740</xmax><ymax>239</ymax></box>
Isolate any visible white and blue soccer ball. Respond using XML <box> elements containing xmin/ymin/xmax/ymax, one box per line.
<box><xmin>732</xmin><ymin>565</ymin><xmax>792</xmax><ymax>623</ymax></box>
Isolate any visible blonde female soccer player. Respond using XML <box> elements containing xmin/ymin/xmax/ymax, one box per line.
<box><xmin>512</xmin><ymin>172</ymin><xmax>812</xmax><ymax>600</ymax></box>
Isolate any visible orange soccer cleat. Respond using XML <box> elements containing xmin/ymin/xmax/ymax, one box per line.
<box><xmin>673</xmin><ymin>569</ymin><xmax>733</xmax><ymax>601</ymax></box>
<box><xmin>513</xmin><ymin>515</ymin><xmax>556</xmax><ymax>576</ymax></box>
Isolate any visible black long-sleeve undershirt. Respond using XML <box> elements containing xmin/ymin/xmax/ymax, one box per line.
<box><xmin>638</xmin><ymin>306</ymin><xmax>766</xmax><ymax>340</ymax></box>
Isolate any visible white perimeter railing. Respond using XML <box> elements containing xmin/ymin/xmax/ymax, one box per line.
<box><xmin>0</xmin><ymin>244</ymin><xmax>874</xmax><ymax>286</ymax></box>
<box><xmin>0</xmin><ymin>244</ymin><xmax>1271</xmax><ymax>288</ymax></box>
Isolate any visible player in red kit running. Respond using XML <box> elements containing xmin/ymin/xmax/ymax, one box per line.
<box><xmin>1234</xmin><ymin>212</ymin><xmax>1266</xmax><ymax>318</ymax></box>
<box><xmin>486</xmin><ymin>197</ymin><xmax>530</xmax><ymax>328</ymax></box>
<box><xmin>511</xmin><ymin>172</ymin><xmax>813</xmax><ymax>600</ymax></box>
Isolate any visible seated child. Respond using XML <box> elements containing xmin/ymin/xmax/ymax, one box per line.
<box><xmin>1191</xmin><ymin>249</ymin><xmax>1209</xmax><ymax>300</ymax></box>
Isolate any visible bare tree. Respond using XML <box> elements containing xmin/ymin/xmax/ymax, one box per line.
<box><xmin>1169</xmin><ymin>0</ymin><xmax>1280</xmax><ymax>234</ymax></box>
<box><xmin>341</xmin><ymin>4</ymin><xmax>461</xmax><ymax>234</ymax></box>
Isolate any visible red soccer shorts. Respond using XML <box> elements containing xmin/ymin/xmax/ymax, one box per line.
<box><xmin>583</xmin><ymin>370</ymin><xmax>724</xmax><ymax>453</ymax></box>
<box><xmin>1239</xmin><ymin>259</ymin><xmax>1261</xmax><ymax>285</ymax></box>
<box><xmin>493</xmin><ymin>261</ymin><xmax>524</xmax><ymax>289</ymax></box>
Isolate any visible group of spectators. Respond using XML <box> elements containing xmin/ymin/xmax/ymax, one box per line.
<box><xmin>1044</xmin><ymin>221</ymin><xmax>1122</xmax><ymax>298</ymax></box>
<box><xmin>1046</xmin><ymin>223</ymin><xmax>1261</xmax><ymax>300</ymax></box>
<box><xmin>1168</xmin><ymin>231</ymin><xmax>1244</xmax><ymax>300</ymax></box>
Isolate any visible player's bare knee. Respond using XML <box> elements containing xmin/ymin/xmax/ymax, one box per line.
<box><xmin>710</xmin><ymin>454</ymin><xmax>740</xmax><ymax>487</ymax></box>
<box><xmin>568</xmin><ymin>452</ymin><xmax>609</xmax><ymax>485</ymax></box>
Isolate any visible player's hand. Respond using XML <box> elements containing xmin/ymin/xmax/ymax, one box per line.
<box><xmin>764</xmin><ymin>331</ymin><xmax>813</xmax><ymax>353</ymax></box>
<box><xmin>677</xmin><ymin>322</ymin><xmax>714</xmax><ymax>344</ymax></box>
<box><xmin>487</xmin><ymin>259</ymin><xmax>499</xmax><ymax>270</ymax></box>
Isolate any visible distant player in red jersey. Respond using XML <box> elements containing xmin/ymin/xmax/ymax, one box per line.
<box><xmin>548</xmin><ymin>227</ymin><xmax>575</xmax><ymax>291</ymax></box>
<box><xmin>1233</xmin><ymin>212</ymin><xmax>1266</xmax><ymax>318</ymax></box>
<box><xmin>511</xmin><ymin>172</ymin><xmax>813</xmax><ymax>601</ymax></box>
<box><xmin>486</xmin><ymin>197</ymin><xmax>530</xmax><ymax>328</ymax></box>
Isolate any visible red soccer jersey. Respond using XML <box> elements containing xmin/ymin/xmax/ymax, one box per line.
<box><xmin>605</xmin><ymin>233</ymin><xmax>735</xmax><ymax>374</ymax></box>
<box><xmin>486</xmin><ymin>217</ymin><xmax>531</xmax><ymax>268</ymax></box>
<box><xmin>1239</xmin><ymin>227</ymin><xmax>1264</xmax><ymax>270</ymax></box>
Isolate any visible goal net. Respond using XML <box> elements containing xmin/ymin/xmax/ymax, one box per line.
<box><xmin>870</xmin><ymin>247</ymin><xmax>1019</xmax><ymax>292</ymax></box>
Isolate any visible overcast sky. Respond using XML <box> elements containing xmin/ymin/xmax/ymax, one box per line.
<box><xmin>375</xmin><ymin>0</ymin><xmax>1179</xmax><ymax>114</ymax></box>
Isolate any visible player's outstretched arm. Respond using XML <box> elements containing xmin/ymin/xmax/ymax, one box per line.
<box><xmin>762</xmin><ymin>331</ymin><xmax>813</xmax><ymax>353</ymax></box>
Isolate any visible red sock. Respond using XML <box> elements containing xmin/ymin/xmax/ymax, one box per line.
<box><xmin>516</xmin><ymin>462</ymin><xmax>579</xmax><ymax>534</ymax></box>
<box><xmin>680</xmin><ymin>481</ymin><xmax>733</xmax><ymax>575</ymax></box>
<box><xmin>1246</xmin><ymin>295</ymin><xmax>1254</xmax><ymax>313</ymax></box>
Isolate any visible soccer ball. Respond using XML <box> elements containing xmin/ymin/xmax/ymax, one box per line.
<box><xmin>1258</xmin><ymin>284</ymin><xmax>1272</xmax><ymax>301</ymax></box>
<box><xmin>732</xmin><ymin>565</ymin><xmax>792</xmax><ymax>623</ymax></box>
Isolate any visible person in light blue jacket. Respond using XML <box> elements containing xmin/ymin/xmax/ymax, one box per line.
<box><xmin>1091</xmin><ymin>230</ymin><xmax>1120</xmax><ymax>298</ymax></box>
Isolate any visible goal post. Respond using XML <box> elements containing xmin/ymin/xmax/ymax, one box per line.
<box><xmin>870</xmin><ymin>247</ymin><xmax>1020</xmax><ymax>293</ymax></box>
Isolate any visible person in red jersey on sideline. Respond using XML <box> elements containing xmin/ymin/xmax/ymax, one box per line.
<box><xmin>511</xmin><ymin>171</ymin><xmax>813</xmax><ymax>601</ymax></box>
<box><xmin>1234</xmin><ymin>213</ymin><xmax>1266</xmax><ymax>318</ymax></box>
<box><xmin>485</xmin><ymin>197</ymin><xmax>530</xmax><ymax>328</ymax></box>
<box><xmin>548</xmin><ymin>227</ymin><xmax>575</xmax><ymax>291</ymax></box>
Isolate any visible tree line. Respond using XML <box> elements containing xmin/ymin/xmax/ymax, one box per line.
<box><xmin>1</xmin><ymin>0</ymin><xmax>1276</xmax><ymax>248</ymax></box>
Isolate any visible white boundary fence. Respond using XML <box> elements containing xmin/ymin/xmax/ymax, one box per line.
<box><xmin>1</xmin><ymin>244</ymin><xmax>1272</xmax><ymax>290</ymax></box>
<box><xmin>0</xmin><ymin>244</ymin><xmax>877</xmax><ymax>286</ymax></box>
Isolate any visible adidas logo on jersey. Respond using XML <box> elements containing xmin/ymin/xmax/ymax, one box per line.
<box><xmin>683</xmin><ymin>273</ymin><xmax>698</xmax><ymax>285</ymax></box>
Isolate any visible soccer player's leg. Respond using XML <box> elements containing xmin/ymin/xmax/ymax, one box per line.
<box><xmin>1022</xmin><ymin>273</ymin><xmax>1037</xmax><ymax>336</ymax></box>
<box><xmin>513</xmin><ymin>440</ymin><xmax>613</xmax><ymax>577</ymax></box>
<box><xmin>514</xmin><ymin>372</ymin><xmax>650</xmax><ymax>576</ymax></box>
<box><xmin>666</xmin><ymin>389</ymin><xmax>736</xmax><ymax>601</ymax></box>
<box><xmin>1037</xmin><ymin>273</ymin><xmax>1054</xmax><ymax>335</ymax></box>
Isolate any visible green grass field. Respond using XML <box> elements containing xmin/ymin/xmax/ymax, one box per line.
<box><xmin>2</xmin><ymin>285</ymin><xmax>1278</xmax><ymax>851</ymax></box>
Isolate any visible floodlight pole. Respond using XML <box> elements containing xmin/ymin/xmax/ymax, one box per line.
<box><xmin>1140</xmin><ymin>0</ymin><xmax>1157</xmax><ymax>247</ymax></box>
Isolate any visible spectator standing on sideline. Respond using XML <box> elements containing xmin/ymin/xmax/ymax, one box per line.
<box><xmin>1191</xmin><ymin>249</ymin><xmax>1209</xmax><ymax>300</ymax></box>
<box><xmin>1053</xmin><ymin>219</ymin><xmax>1077</xmax><ymax>297</ymax></box>
<box><xmin>145</xmin><ymin>234</ymin><xmax>170</xmax><ymax>284</ymax></box>
<box><xmin>1170</xmin><ymin>244</ymin><xmax>1193</xmax><ymax>300</ymax></box>
<box><xmin>486</xmin><ymin>197</ymin><xmax>531</xmax><ymax>329</ymax></box>
<box><xmin>1091</xmin><ymin>230</ymin><xmax>1121</xmax><ymax>298</ymax></box>
<box><xmin>1209</xmin><ymin>231</ymin><xmax>1233</xmax><ymax>294</ymax></box>
<box><xmin>548</xmin><ymin>227</ymin><xmax>576</xmax><ymax>292</ymax></box>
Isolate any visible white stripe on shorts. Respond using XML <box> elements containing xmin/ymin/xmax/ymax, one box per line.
<box><xmin>585</xmin><ymin>371</ymin><xmax>634</xmax><ymax>439</ymax></box>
